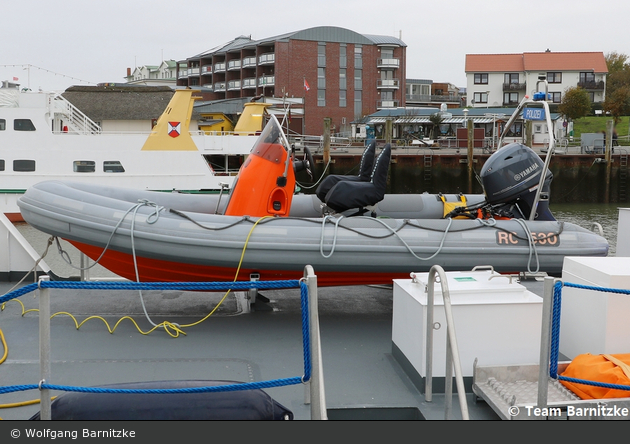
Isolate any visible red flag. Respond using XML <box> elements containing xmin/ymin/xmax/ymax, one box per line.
<box><xmin>12</xmin><ymin>77</ymin><xmax>18</xmax><ymax>81</ymax></box>
<box><xmin>304</xmin><ymin>79</ymin><xmax>310</xmax><ymax>91</ymax></box>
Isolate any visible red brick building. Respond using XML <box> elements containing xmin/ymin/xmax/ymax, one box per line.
<box><xmin>176</xmin><ymin>26</ymin><xmax>406</xmax><ymax>136</ymax></box>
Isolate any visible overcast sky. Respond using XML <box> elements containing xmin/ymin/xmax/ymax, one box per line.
<box><xmin>2</xmin><ymin>0</ymin><xmax>629</xmax><ymax>92</ymax></box>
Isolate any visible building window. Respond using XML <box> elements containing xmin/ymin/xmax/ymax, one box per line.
<box><xmin>354</xmin><ymin>46</ymin><xmax>362</xmax><ymax>70</ymax></box>
<box><xmin>504</xmin><ymin>73</ymin><xmax>519</xmax><ymax>84</ymax></box>
<box><xmin>580</xmin><ymin>72</ymin><xmax>595</xmax><ymax>83</ymax></box>
<box><xmin>474</xmin><ymin>73</ymin><xmax>488</xmax><ymax>85</ymax></box>
<box><xmin>318</xmin><ymin>43</ymin><xmax>326</xmax><ymax>67</ymax></box>
<box><xmin>340</xmin><ymin>45</ymin><xmax>346</xmax><ymax>69</ymax></box>
<box><xmin>550</xmin><ymin>92</ymin><xmax>561</xmax><ymax>103</ymax></box>
<box><xmin>14</xmin><ymin>119</ymin><xmax>36</xmax><ymax>131</ymax></box>
<box><xmin>547</xmin><ymin>72</ymin><xmax>562</xmax><ymax>83</ymax></box>
<box><xmin>504</xmin><ymin>122</ymin><xmax>523</xmax><ymax>137</ymax></box>
<box><xmin>381</xmin><ymin>47</ymin><xmax>394</xmax><ymax>59</ymax></box>
<box><xmin>339</xmin><ymin>68</ymin><xmax>346</xmax><ymax>90</ymax></box>
<box><xmin>473</xmin><ymin>92</ymin><xmax>488</xmax><ymax>104</ymax></box>
<box><xmin>354</xmin><ymin>69</ymin><xmax>362</xmax><ymax>90</ymax></box>
<box><xmin>354</xmin><ymin>90</ymin><xmax>362</xmax><ymax>118</ymax></box>
<box><xmin>0</xmin><ymin>160</ymin><xmax>4</xmax><ymax>171</ymax></box>
<box><xmin>339</xmin><ymin>90</ymin><xmax>346</xmax><ymax>108</ymax></box>
<box><xmin>0</xmin><ymin>119</ymin><xmax>5</xmax><ymax>131</ymax></box>
<box><xmin>318</xmin><ymin>89</ymin><xmax>325</xmax><ymax>107</ymax></box>
<box><xmin>503</xmin><ymin>92</ymin><xmax>519</xmax><ymax>105</ymax></box>
<box><xmin>318</xmin><ymin>67</ymin><xmax>326</xmax><ymax>90</ymax></box>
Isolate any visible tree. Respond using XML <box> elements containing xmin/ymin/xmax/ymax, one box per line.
<box><xmin>605</xmin><ymin>52</ymin><xmax>630</xmax><ymax>121</ymax></box>
<box><xmin>604</xmin><ymin>85</ymin><xmax>630</xmax><ymax>124</ymax></box>
<box><xmin>558</xmin><ymin>86</ymin><xmax>591</xmax><ymax>120</ymax></box>
<box><xmin>429</xmin><ymin>112</ymin><xmax>443</xmax><ymax>139</ymax></box>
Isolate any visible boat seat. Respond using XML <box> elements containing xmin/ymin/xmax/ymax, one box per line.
<box><xmin>315</xmin><ymin>141</ymin><xmax>376</xmax><ymax>202</ymax></box>
<box><xmin>323</xmin><ymin>143</ymin><xmax>391</xmax><ymax>214</ymax></box>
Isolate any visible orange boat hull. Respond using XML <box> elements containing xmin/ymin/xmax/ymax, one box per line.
<box><xmin>68</xmin><ymin>240</ymin><xmax>410</xmax><ymax>287</ymax></box>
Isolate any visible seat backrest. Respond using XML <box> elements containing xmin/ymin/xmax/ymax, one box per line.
<box><xmin>370</xmin><ymin>144</ymin><xmax>391</xmax><ymax>194</ymax></box>
<box><xmin>358</xmin><ymin>141</ymin><xmax>376</xmax><ymax>181</ymax></box>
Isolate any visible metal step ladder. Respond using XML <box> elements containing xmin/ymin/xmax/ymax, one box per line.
<box><xmin>619</xmin><ymin>151</ymin><xmax>628</xmax><ymax>202</ymax></box>
<box><xmin>50</xmin><ymin>93</ymin><xmax>101</xmax><ymax>134</ymax></box>
<box><xmin>424</xmin><ymin>152</ymin><xmax>432</xmax><ymax>182</ymax></box>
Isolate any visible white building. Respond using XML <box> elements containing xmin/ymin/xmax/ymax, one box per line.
<box><xmin>465</xmin><ymin>51</ymin><xmax>608</xmax><ymax>108</ymax></box>
<box><xmin>125</xmin><ymin>60</ymin><xmax>183</xmax><ymax>87</ymax></box>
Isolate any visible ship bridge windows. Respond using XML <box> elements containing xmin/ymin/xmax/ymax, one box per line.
<box><xmin>14</xmin><ymin>119</ymin><xmax>36</xmax><ymax>131</ymax></box>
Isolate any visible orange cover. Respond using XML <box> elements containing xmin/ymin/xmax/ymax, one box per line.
<box><xmin>560</xmin><ymin>353</ymin><xmax>630</xmax><ymax>399</ymax></box>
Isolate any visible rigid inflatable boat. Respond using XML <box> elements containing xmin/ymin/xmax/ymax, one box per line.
<box><xmin>17</xmin><ymin>115</ymin><xmax>609</xmax><ymax>286</ymax></box>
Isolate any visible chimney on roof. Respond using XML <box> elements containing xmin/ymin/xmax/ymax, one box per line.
<box><xmin>545</xmin><ymin>48</ymin><xmax>551</xmax><ymax>52</ymax></box>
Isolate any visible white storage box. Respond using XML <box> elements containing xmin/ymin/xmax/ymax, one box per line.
<box><xmin>392</xmin><ymin>269</ymin><xmax>542</xmax><ymax>383</ymax></box>
<box><xmin>560</xmin><ymin>257</ymin><xmax>630</xmax><ymax>359</ymax></box>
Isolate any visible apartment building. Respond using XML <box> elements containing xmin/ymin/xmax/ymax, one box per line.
<box><xmin>465</xmin><ymin>51</ymin><xmax>608</xmax><ymax>108</ymax></box>
<box><xmin>176</xmin><ymin>26</ymin><xmax>406</xmax><ymax>135</ymax></box>
<box><xmin>125</xmin><ymin>60</ymin><xmax>183</xmax><ymax>87</ymax></box>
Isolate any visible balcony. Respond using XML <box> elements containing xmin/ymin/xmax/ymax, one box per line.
<box><xmin>377</xmin><ymin>79</ymin><xmax>400</xmax><ymax>89</ymax></box>
<box><xmin>258</xmin><ymin>75</ymin><xmax>275</xmax><ymax>87</ymax></box>
<box><xmin>242</xmin><ymin>77</ymin><xmax>257</xmax><ymax>89</ymax></box>
<box><xmin>214</xmin><ymin>82</ymin><xmax>226</xmax><ymax>92</ymax></box>
<box><xmin>377</xmin><ymin>58</ymin><xmax>399</xmax><ymax>69</ymax></box>
<box><xmin>242</xmin><ymin>56</ymin><xmax>256</xmax><ymax>68</ymax></box>
<box><xmin>188</xmin><ymin>67</ymin><xmax>200</xmax><ymax>76</ymax></box>
<box><xmin>227</xmin><ymin>80</ymin><xmax>241</xmax><ymax>91</ymax></box>
<box><xmin>227</xmin><ymin>60</ymin><xmax>241</xmax><ymax>71</ymax></box>
<box><xmin>503</xmin><ymin>82</ymin><xmax>526</xmax><ymax>91</ymax></box>
<box><xmin>377</xmin><ymin>99</ymin><xmax>399</xmax><ymax>109</ymax></box>
<box><xmin>178</xmin><ymin>70</ymin><xmax>188</xmax><ymax>79</ymax></box>
<box><xmin>578</xmin><ymin>80</ymin><xmax>605</xmax><ymax>90</ymax></box>
<box><xmin>406</xmin><ymin>94</ymin><xmax>462</xmax><ymax>104</ymax></box>
<box><xmin>201</xmin><ymin>65</ymin><xmax>212</xmax><ymax>75</ymax></box>
<box><xmin>258</xmin><ymin>53</ymin><xmax>275</xmax><ymax>65</ymax></box>
<box><xmin>214</xmin><ymin>62</ymin><xmax>226</xmax><ymax>73</ymax></box>
<box><xmin>201</xmin><ymin>83</ymin><xmax>213</xmax><ymax>91</ymax></box>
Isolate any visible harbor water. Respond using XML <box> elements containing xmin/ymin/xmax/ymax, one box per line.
<box><xmin>551</xmin><ymin>202</ymin><xmax>622</xmax><ymax>257</ymax></box>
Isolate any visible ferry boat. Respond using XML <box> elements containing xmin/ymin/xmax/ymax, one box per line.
<box><xmin>0</xmin><ymin>82</ymin><xmax>273</xmax><ymax>221</ymax></box>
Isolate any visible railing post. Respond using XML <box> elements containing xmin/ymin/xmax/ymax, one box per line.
<box><xmin>424</xmin><ymin>265</ymin><xmax>469</xmax><ymax>420</ymax></box>
<box><xmin>39</xmin><ymin>275</ymin><xmax>51</xmax><ymax>420</ymax></box>
<box><xmin>537</xmin><ymin>276</ymin><xmax>556</xmax><ymax>410</ymax></box>
<box><xmin>304</xmin><ymin>265</ymin><xmax>327</xmax><ymax>420</ymax></box>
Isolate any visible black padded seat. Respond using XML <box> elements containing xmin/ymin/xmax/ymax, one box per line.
<box><xmin>323</xmin><ymin>144</ymin><xmax>391</xmax><ymax>214</ymax></box>
<box><xmin>316</xmin><ymin>141</ymin><xmax>376</xmax><ymax>202</ymax></box>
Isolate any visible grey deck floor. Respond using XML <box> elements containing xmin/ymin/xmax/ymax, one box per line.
<box><xmin>0</xmin><ymin>278</ymin><xmax>504</xmax><ymax>421</ymax></box>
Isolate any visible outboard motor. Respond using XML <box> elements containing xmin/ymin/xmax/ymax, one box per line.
<box><xmin>480</xmin><ymin>143</ymin><xmax>555</xmax><ymax>221</ymax></box>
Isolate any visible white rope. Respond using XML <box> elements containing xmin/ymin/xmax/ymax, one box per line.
<box><xmin>319</xmin><ymin>215</ymin><xmax>454</xmax><ymax>261</ymax></box>
<box><xmin>56</xmin><ymin>199</ymin><xmax>169</xmax><ymax>328</ymax></box>
<box><xmin>513</xmin><ymin>218</ymin><xmax>541</xmax><ymax>273</ymax></box>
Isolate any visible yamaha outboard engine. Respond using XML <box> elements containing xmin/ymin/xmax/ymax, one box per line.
<box><xmin>480</xmin><ymin>143</ymin><xmax>555</xmax><ymax>221</ymax></box>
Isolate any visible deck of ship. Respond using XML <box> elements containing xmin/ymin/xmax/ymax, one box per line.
<box><xmin>0</xmin><ymin>273</ymin><xmax>510</xmax><ymax>421</ymax></box>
